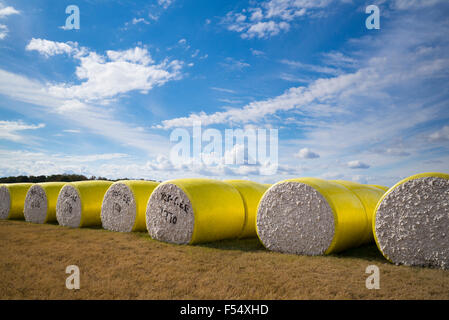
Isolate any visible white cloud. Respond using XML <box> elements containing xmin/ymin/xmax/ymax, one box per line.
<box><xmin>222</xmin><ymin>0</ymin><xmax>335</xmax><ymax>39</ymax></box>
<box><xmin>0</xmin><ymin>120</ymin><xmax>45</xmax><ymax>142</ymax></box>
<box><xmin>321</xmin><ymin>51</ymin><xmax>357</xmax><ymax>69</ymax></box>
<box><xmin>71</xmin><ymin>153</ymin><xmax>128</xmax><ymax>162</ymax></box>
<box><xmin>211</xmin><ymin>87</ymin><xmax>236</xmax><ymax>94</ymax></box>
<box><xmin>159</xmin><ymin>17</ymin><xmax>449</xmax><ymax>130</ymax></box>
<box><xmin>0</xmin><ymin>4</ymin><xmax>19</xmax><ymax>40</ymax></box>
<box><xmin>0</xmin><ymin>149</ymin><xmax>130</xmax><ymax>178</ymax></box>
<box><xmin>0</xmin><ymin>24</ymin><xmax>7</xmax><ymax>39</ymax></box>
<box><xmin>26</xmin><ymin>39</ymin><xmax>183</xmax><ymax>103</ymax></box>
<box><xmin>220</xmin><ymin>57</ymin><xmax>250</xmax><ymax>71</ymax></box>
<box><xmin>379</xmin><ymin>147</ymin><xmax>411</xmax><ymax>157</ymax></box>
<box><xmin>428</xmin><ymin>126</ymin><xmax>449</xmax><ymax>142</ymax></box>
<box><xmin>393</xmin><ymin>0</ymin><xmax>445</xmax><ymax>10</ymax></box>
<box><xmin>295</xmin><ymin>148</ymin><xmax>320</xmax><ymax>159</ymax></box>
<box><xmin>218</xmin><ymin>98</ymin><xmax>243</xmax><ymax>104</ymax></box>
<box><xmin>280</xmin><ymin>59</ymin><xmax>340</xmax><ymax>75</ymax></box>
<box><xmin>191</xmin><ymin>49</ymin><xmax>200</xmax><ymax>58</ymax></box>
<box><xmin>0</xmin><ymin>41</ymin><xmax>177</xmax><ymax>156</ymax></box>
<box><xmin>106</xmin><ymin>47</ymin><xmax>153</xmax><ymax>65</ymax></box>
<box><xmin>347</xmin><ymin>160</ymin><xmax>370</xmax><ymax>169</ymax></box>
<box><xmin>279</xmin><ymin>73</ymin><xmax>311</xmax><ymax>83</ymax></box>
<box><xmin>251</xmin><ymin>48</ymin><xmax>265</xmax><ymax>56</ymax></box>
<box><xmin>158</xmin><ymin>68</ymin><xmax>369</xmax><ymax>129</ymax></box>
<box><xmin>132</xmin><ymin>17</ymin><xmax>150</xmax><ymax>25</ymax></box>
<box><xmin>249</xmin><ymin>8</ymin><xmax>264</xmax><ymax>21</ymax></box>
<box><xmin>158</xmin><ymin>0</ymin><xmax>174</xmax><ymax>9</ymax></box>
<box><xmin>243</xmin><ymin>20</ymin><xmax>290</xmax><ymax>39</ymax></box>
<box><xmin>0</xmin><ymin>5</ymin><xmax>19</xmax><ymax>18</ymax></box>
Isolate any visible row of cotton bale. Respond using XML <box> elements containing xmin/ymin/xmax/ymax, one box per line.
<box><xmin>0</xmin><ymin>173</ymin><xmax>447</xmax><ymax>269</ymax></box>
<box><xmin>0</xmin><ymin>179</ymin><xmax>268</xmax><ymax>243</ymax></box>
<box><xmin>256</xmin><ymin>173</ymin><xmax>448</xmax><ymax>269</ymax></box>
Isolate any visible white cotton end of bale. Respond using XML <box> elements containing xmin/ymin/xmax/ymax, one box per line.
<box><xmin>24</xmin><ymin>185</ymin><xmax>48</xmax><ymax>224</ymax></box>
<box><xmin>0</xmin><ymin>186</ymin><xmax>11</xmax><ymax>220</ymax></box>
<box><xmin>256</xmin><ymin>181</ymin><xmax>335</xmax><ymax>255</ymax></box>
<box><xmin>56</xmin><ymin>185</ymin><xmax>82</xmax><ymax>228</ymax></box>
<box><xmin>101</xmin><ymin>183</ymin><xmax>136</xmax><ymax>232</ymax></box>
<box><xmin>375</xmin><ymin>176</ymin><xmax>449</xmax><ymax>269</ymax></box>
<box><xmin>146</xmin><ymin>183</ymin><xmax>194</xmax><ymax>244</ymax></box>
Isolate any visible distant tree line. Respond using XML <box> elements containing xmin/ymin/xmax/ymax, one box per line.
<box><xmin>0</xmin><ymin>174</ymin><xmax>158</xmax><ymax>183</ymax></box>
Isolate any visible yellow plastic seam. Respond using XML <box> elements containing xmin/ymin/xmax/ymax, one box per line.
<box><xmin>224</xmin><ymin>180</ymin><xmax>269</xmax><ymax>239</ymax></box>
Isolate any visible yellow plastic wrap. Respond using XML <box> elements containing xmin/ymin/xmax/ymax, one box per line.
<box><xmin>57</xmin><ymin>180</ymin><xmax>113</xmax><ymax>227</ymax></box>
<box><xmin>179</xmin><ymin>178</ymin><xmax>245</xmax><ymax>244</ymax></box>
<box><xmin>148</xmin><ymin>178</ymin><xmax>246</xmax><ymax>244</ymax></box>
<box><xmin>224</xmin><ymin>180</ymin><xmax>269</xmax><ymax>238</ymax></box>
<box><xmin>373</xmin><ymin>172</ymin><xmax>449</xmax><ymax>263</ymax></box>
<box><xmin>369</xmin><ymin>185</ymin><xmax>390</xmax><ymax>192</ymax></box>
<box><xmin>0</xmin><ymin>183</ymin><xmax>33</xmax><ymax>220</ymax></box>
<box><xmin>330</xmin><ymin>180</ymin><xmax>386</xmax><ymax>244</ymax></box>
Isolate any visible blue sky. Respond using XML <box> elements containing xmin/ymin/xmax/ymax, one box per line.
<box><xmin>0</xmin><ymin>0</ymin><xmax>448</xmax><ymax>186</ymax></box>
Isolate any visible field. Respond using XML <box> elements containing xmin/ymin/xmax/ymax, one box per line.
<box><xmin>0</xmin><ymin>219</ymin><xmax>448</xmax><ymax>300</ymax></box>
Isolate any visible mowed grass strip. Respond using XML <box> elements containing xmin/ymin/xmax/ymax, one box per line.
<box><xmin>0</xmin><ymin>220</ymin><xmax>448</xmax><ymax>299</ymax></box>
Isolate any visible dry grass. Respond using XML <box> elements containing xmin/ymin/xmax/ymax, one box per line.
<box><xmin>0</xmin><ymin>219</ymin><xmax>448</xmax><ymax>300</ymax></box>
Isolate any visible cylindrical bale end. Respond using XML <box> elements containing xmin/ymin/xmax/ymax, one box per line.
<box><xmin>374</xmin><ymin>172</ymin><xmax>449</xmax><ymax>269</ymax></box>
<box><xmin>0</xmin><ymin>183</ymin><xmax>33</xmax><ymax>220</ymax></box>
<box><xmin>101</xmin><ymin>180</ymin><xmax>159</xmax><ymax>232</ymax></box>
<box><xmin>24</xmin><ymin>182</ymin><xmax>66</xmax><ymax>224</ymax></box>
<box><xmin>146</xmin><ymin>178</ymin><xmax>245</xmax><ymax>245</ymax></box>
<box><xmin>224</xmin><ymin>180</ymin><xmax>269</xmax><ymax>239</ymax></box>
<box><xmin>56</xmin><ymin>180</ymin><xmax>113</xmax><ymax>228</ymax></box>
<box><xmin>0</xmin><ymin>185</ymin><xmax>11</xmax><ymax>220</ymax></box>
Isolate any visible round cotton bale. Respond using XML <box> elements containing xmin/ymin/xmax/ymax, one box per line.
<box><xmin>369</xmin><ymin>185</ymin><xmax>390</xmax><ymax>192</ymax></box>
<box><xmin>56</xmin><ymin>180</ymin><xmax>113</xmax><ymax>228</ymax></box>
<box><xmin>374</xmin><ymin>172</ymin><xmax>449</xmax><ymax>269</ymax></box>
<box><xmin>224</xmin><ymin>180</ymin><xmax>270</xmax><ymax>239</ymax></box>
<box><xmin>330</xmin><ymin>180</ymin><xmax>386</xmax><ymax>244</ymax></box>
<box><xmin>146</xmin><ymin>178</ymin><xmax>245</xmax><ymax>244</ymax></box>
<box><xmin>0</xmin><ymin>183</ymin><xmax>33</xmax><ymax>220</ymax></box>
<box><xmin>101</xmin><ymin>180</ymin><xmax>159</xmax><ymax>232</ymax></box>
<box><xmin>24</xmin><ymin>182</ymin><xmax>66</xmax><ymax>224</ymax></box>
<box><xmin>256</xmin><ymin>178</ymin><xmax>367</xmax><ymax>255</ymax></box>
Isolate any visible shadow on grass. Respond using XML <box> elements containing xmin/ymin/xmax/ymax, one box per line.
<box><xmin>195</xmin><ymin>238</ymin><xmax>266</xmax><ymax>252</ymax></box>
<box><xmin>132</xmin><ymin>231</ymin><xmax>386</xmax><ymax>261</ymax></box>
<box><xmin>332</xmin><ymin>244</ymin><xmax>387</xmax><ymax>263</ymax></box>
<box><xmin>134</xmin><ymin>231</ymin><xmax>265</xmax><ymax>252</ymax></box>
